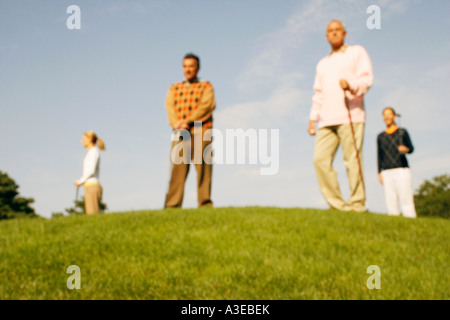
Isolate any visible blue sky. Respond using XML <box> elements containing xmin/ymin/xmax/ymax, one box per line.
<box><xmin>1</xmin><ymin>0</ymin><xmax>449</xmax><ymax>218</ymax></box>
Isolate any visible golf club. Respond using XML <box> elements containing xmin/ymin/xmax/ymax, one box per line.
<box><xmin>344</xmin><ymin>95</ymin><xmax>366</xmax><ymax>208</ymax></box>
<box><xmin>396</xmin><ymin>112</ymin><xmax>403</xmax><ymax>146</ymax></box>
<box><xmin>75</xmin><ymin>186</ymin><xmax>79</xmax><ymax>203</ymax></box>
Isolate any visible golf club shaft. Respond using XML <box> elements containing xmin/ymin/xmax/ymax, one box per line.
<box><xmin>345</xmin><ymin>95</ymin><xmax>366</xmax><ymax>204</ymax></box>
<box><xmin>75</xmin><ymin>186</ymin><xmax>79</xmax><ymax>203</ymax></box>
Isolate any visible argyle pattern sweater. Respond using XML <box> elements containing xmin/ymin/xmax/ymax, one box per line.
<box><xmin>377</xmin><ymin>128</ymin><xmax>414</xmax><ymax>173</ymax></box>
<box><xmin>166</xmin><ymin>78</ymin><xmax>215</xmax><ymax>128</ymax></box>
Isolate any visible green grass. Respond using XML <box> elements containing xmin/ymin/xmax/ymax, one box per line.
<box><xmin>0</xmin><ymin>207</ymin><xmax>448</xmax><ymax>300</ymax></box>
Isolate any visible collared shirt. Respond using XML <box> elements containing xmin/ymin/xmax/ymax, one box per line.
<box><xmin>332</xmin><ymin>43</ymin><xmax>348</xmax><ymax>54</ymax></box>
<box><xmin>385</xmin><ymin>125</ymin><xmax>398</xmax><ymax>134</ymax></box>
<box><xmin>310</xmin><ymin>44</ymin><xmax>374</xmax><ymax>128</ymax></box>
<box><xmin>184</xmin><ymin>77</ymin><xmax>200</xmax><ymax>85</ymax></box>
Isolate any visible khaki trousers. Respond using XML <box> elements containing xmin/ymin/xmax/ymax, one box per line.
<box><xmin>84</xmin><ymin>184</ymin><xmax>102</xmax><ymax>214</ymax></box>
<box><xmin>313</xmin><ymin>123</ymin><xmax>365</xmax><ymax>211</ymax></box>
<box><xmin>164</xmin><ymin>123</ymin><xmax>213</xmax><ymax>208</ymax></box>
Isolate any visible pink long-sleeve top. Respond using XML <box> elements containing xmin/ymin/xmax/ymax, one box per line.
<box><xmin>310</xmin><ymin>44</ymin><xmax>373</xmax><ymax>128</ymax></box>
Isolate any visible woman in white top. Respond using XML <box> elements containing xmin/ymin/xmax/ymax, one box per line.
<box><xmin>74</xmin><ymin>131</ymin><xmax>105</xmax><ymax>214</ymax></box>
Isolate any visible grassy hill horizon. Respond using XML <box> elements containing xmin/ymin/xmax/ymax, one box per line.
<box><xmin>1</xmin><ymin>206</ymin><xmax>448</xmax><ymax>300</ymax></box>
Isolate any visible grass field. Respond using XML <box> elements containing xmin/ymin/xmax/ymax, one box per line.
<box><xmin>0</xmin><ymin>207</ymin><xmax>448</xmax><ymax>300</ymax></box>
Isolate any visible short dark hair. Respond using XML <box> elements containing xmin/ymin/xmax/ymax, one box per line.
<box><xmin>383</xmin><ymin>106</ymin><xmax>397</xmax><ymax>115</ymax></box>
<box><xmin>183</xmin><ymin>53</ymin><xmax>200</xmax><ymax>69</ymax></box>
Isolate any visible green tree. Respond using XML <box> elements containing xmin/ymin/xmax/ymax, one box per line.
<box><xmin>65</xmin><ymin>196</ymin><xmax>107</xmax><ymax>216</ymax></box>
<box><xmin>0</xmin><ymin>171</ymin><xmax>38</xmax><ymax>220</ymax></box>
<box><xmin>52</xmin><ymin>196</ymin><xmax>107</xmax><ymax>218</ymax></box>
<box><xmin>414</xmin><ymin>174</ymin><xmax>450</xmax><ymax>219</ymax></box>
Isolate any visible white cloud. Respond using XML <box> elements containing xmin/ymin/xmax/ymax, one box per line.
<box><xmin>215</xmin><ymin>83</ymin><xmax>305</xmax><ymax>129</ymax></box>
<box><xmin>235</xmin><ymin>0</ymin><xmax>339</xmax><ymax>93</ymax></box>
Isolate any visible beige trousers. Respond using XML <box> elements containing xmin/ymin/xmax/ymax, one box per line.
<box><xmin>84</xmin><ymin>184</ymin><xmax>103</xmax><ymax>214</ymax></box>
<box><xmin>164</xmin><ymin>123</ymin><xmax>213</xmax><ymax>208</ymax></box>
<box><xmin>313</xmin><ymin>123</ymin><xmax>365</xmax><ymax>212</ymax></box>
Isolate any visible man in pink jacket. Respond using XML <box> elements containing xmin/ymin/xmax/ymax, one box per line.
<box><xmin>308</xmin><ymin>20</ymin><xmax>373</xmax><ymax>212</ymax></box>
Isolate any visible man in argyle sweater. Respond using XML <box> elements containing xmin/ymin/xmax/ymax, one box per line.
<box><xmin>164</xmin><ymin>53</ymin><xmax>215</xmax><ymax>208</ymax></box>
